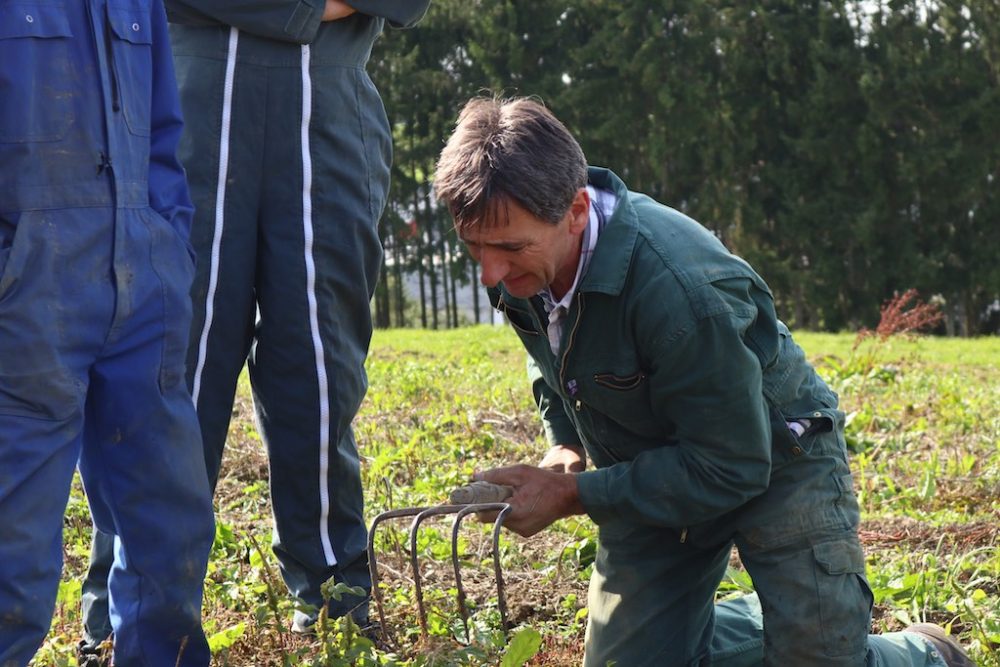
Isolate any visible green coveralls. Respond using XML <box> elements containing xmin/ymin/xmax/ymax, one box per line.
<box><xmin>83</xmin><ymin>0</ymin><xmax>430</xmax><ymax>641</ymax></box>
<box><xmin>491</xmin><ymin>168</ymin><xmax>945</xmax><ymax>666</ymax></box>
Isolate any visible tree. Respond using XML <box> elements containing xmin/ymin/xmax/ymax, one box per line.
<box><xmin>367</xmin><ymin>0</ymin><xmax>999</xmax><ymax>334</ymax></box>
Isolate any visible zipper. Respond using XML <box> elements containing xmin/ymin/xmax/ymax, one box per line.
<box><xmin>558</xmin><ymin>292</ymin><xmax>585</xmax><ymax>394</ymax></box>
<box><xmin>97</xmin><ymin>151</ymin><xmax>113</xmax><ymax>176</ymax></box>
<box><xmin>559</xmin><ymin>293</ymin><xmax>621</xmax><ymax>466</ymax></box>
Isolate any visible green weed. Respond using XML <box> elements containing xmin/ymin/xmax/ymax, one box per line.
<box><xmin>35</xmin><ymin>327</ymin><xmax>999</xmax><ymax>665</ymax></box>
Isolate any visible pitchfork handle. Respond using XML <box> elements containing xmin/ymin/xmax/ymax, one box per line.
<box><xmin>449</xmin><ymin>481</ymin><xmax>514</xmax><ymax>505</ymax></box>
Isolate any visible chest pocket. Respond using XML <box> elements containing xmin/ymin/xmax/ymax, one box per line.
<box><xmin>576</xmin><ymin>370</ymin><xmax>665</xmax><ymax>461</ymax></box>
<box><xmin>0</xmin><ymin>4</ymin><xmax>75</xmax><ymax>143</ymax></box>
<box><xmin>106</xmin><ymin>1</ymin><xmax>153</xmax><ymax>137</ymax></box>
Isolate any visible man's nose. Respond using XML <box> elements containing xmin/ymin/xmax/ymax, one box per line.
<box><xmin>478</xmin><ymin>249</ymin><xmax>507</xmax><ymax>287</ymax></box>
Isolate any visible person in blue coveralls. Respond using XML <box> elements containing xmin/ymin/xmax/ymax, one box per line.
<box><xmin>81</xmin><ymin>0</ymin><xmax>431</xmax><ymax>651</ymax></box>
<box><xmin>0</xmin><ymin>1</ymin><xmax>215</xmax><ymax>666</ymax></box>
<box><xmin>433</xmin><ymin>96</ymin><xmax>976</xmax><ymax>667</ymax></box>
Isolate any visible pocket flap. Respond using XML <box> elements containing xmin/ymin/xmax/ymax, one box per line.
<box><xmin>108</xmin><ymin>5</ymin><xmax>153</xmax><ymax>45</ymax></box>
<box><xmin>0</xmin><ymin>4</ymin><xmax>72</xmax><ymax>40</ymax></box>
<box><xmin>813</xmin><ymin>539</ymin><xmax>865</xmax><ymax>575</ymax></box>
<box><xmin>593</xmin><ymin>371</ymin><xmax>647</xmax><ymax>391</ymax></box>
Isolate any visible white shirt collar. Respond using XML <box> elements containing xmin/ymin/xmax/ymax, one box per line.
<box><xmin>538</xmin><ymin>185</ymin><xmax>617</xmax><ymax>353</ymax></box>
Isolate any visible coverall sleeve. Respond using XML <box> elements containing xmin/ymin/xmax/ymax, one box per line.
<box><xmin>148</xmin><ymin>0</ymin><xmax>195</xmax><ymax>239</ymax></box>
<box><xmin>348</xmin><ymin>0</ymin><xmax>430</xmax><ymax>28</ymax></box>
<box><xmin>166</xmin><ymin>0</ymin><xmax>429</xmax><ymax>44</ymax></box>
<box><xmin>574</xmin><ymin>277</ymin><xmax>777</xmax><ymax>528</ymax></box>
<box><xmin>529</xmin><ymin>355</ymin><xmax>583</xmax><ymax>448</ymax></box>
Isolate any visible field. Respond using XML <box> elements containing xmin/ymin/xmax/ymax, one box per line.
<box><xmin>40</xmin><ymin>327</ymin><xmax>1000</xmax><ymax>666</ymax></box>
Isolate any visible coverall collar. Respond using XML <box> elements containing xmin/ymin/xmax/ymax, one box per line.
<box><xmin>576</xmin><ymin>167</ymin><xmax>639</xmax><ymax>297</ymax></box>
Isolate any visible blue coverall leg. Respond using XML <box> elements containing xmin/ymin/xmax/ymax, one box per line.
<box><xmin>730</xmin><ymin>416</ymin><xmax>947</xmax><ymax>666</ymax></box>
<box><xmin>0</xmin><ymin>206</ymin><xmax>214</xmax><ymax>666</ymax></box>
<box><xmin>0</xmin><ymin>2</ymin><xmax>215</xmax><ymax>664</ymax></box>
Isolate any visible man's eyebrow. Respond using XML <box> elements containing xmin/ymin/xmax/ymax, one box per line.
<box><xmin>460</xmin><ymin>237</ymin><xmax>526</xmax><ymax>248</ymax></box>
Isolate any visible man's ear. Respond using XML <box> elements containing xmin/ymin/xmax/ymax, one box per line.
<box><xmin>567</xmin><ymin>188</ymin><xmax>590</xmax><ymax>235</ymax></box>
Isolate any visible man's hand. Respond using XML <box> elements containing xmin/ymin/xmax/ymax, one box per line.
<box><xmin>473</xmin><ymin>464</ymin><xmax>585</xmax><ymax>537</ymax></box>
<box><xmin>323</xmin><ymin>0</ymin><xmax>356</xmax><ymax>21</ymax></box>
<box><xmin>538</xmin><ymin>444</ymin><xmax>586</xmax><ymax>473</ymax></box>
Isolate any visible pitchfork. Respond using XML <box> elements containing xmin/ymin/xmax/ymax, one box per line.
<box><xmin>367</xmin><ymin>481</ymin><xmax>515</xmax><ymax>644</ymax></box>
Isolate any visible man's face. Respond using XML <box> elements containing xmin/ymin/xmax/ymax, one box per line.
<box><xmin>458</xmin><ymin>190</ymin><xmax>590</xmax><ymax>300</ymax></box>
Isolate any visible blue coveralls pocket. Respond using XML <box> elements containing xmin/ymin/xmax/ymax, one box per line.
<box><xmin>356</xmin><ymin>70</ymin><xmax>392</xmax><ymax>220</ymax></box>
<box><xmin>0</xmin><ymin>3</ymin><xmax>75</xmax><ymax>143</ymax></box>
<box><xmin>0</xmin><ymin>367</ymin><xmax>80</xmax><ymax>420</ymax></box>
<box><xmin>770</xmin><ymin>406</ymin><xmax>842</xmax><ymax>471</ymax></box>
<box><xmin>0</xmin><ymin>215</ymin><xmax>22</xmax><ymax>301</ymax></box>
<box><xmin>142</xmin><ymin>208</ymin><xmax>195</xmax><ymax>392</ymax></box>
<box><xmin>106</xmin><ymin>1</ymin><xmax>153</xmax><ymax>137</ymax></box>
<box><xmin>575</xmin><ymin>371</ymin><xmax>663</xmax><ymax>463</ymax></box>
<box><xmin>0</xmin><ymin>214</ymin><xmax>81</xmax><ymax>420</ymax></box>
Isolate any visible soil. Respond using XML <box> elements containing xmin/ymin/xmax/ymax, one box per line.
<box><xmin>211</xmin><ymin>396</ymin><xmax>998</xmax><ymax>664</ymax></box>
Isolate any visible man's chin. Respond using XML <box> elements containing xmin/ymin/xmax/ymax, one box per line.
<box><xmin>501</xmin><ymin>279</ymin><xmax>538</xmax><ymax>298</ymax></box>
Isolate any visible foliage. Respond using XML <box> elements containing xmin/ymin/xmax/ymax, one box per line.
<box><xmin>369</xmin><ymin>0</ymin><xmax>999</xmax><ymax>334</ymax></box>
<box><xmin>857</xmin><ymin>289</ymin><xmax>945</xmax><ymax>344</ymax></box>
<box><xmin>500</xmin><ymin>629</ymin><xmax>542</xmax><ymax>667</ymax></box>
<box><xmin>40</xmin><ymin>327</ymin><xmax>999</xmax><ymax>665</ymax></box>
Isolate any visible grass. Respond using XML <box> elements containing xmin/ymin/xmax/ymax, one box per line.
<box><xmin>37</xmin><ymin>326</ymin><xmax>999</xmax><ymax>665</ymax></box>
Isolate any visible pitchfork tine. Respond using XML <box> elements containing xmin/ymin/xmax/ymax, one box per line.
<box><xmin>369</xmin><ymin>501</ymin><xmax>513</xmax><ymax>643</ymax></box>
<box><xmin>451</xmin><ymin>506</ymin><xmax>476</xmax><ymax>642</ymax></box>
<box><xmin>368</xmin><ymin>506</ymin><xmax>429</xmax><ymax>644</ymax></box>
<box><xmin>491</xmin><ymin>504</ymin><xmax>513</xmax><ymax>633</ymax></box>
<box><xmin>409</xmin><ymin>505</ymin><xmax>470</xmax><ymax>637</ymax></box>
<box><xmin>451</xmin><ymin>503</ymin><xmax>513</xmax><ymax>642</ymax></box>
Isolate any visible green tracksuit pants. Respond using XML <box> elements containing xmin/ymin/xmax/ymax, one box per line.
<box><xmin>84</xmin><ymin>23</ymin><xmax>388</xmax><ymax>640</ymax></box>
<box><xmin>180</xmin><ymin>24</ymin><xmax>387</xmax><ymax>616</ymax></box>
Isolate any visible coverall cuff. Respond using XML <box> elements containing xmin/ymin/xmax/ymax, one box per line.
<box><xmin>283</xmin><ymin>0</ymin><xmax>325</xmax><ymax>42</ymax></box>
<box><xmin>542</xmin><ymin>417</ymin><xmax>582</xmax><ymax>450</ymax></box>
<box><xmin>574</xmin><ymin>469</ymin><xmax>619</xmax><ymax>524</ymax></box>
<box><xmin>347</xmin><ymin>0</ymin><xmax>430</xmax><ymax>28</ymax></box>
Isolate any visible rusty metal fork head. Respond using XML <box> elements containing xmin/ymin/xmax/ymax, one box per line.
<box><xmin>367</xmin><ymin>501</ymin><xmax>513</xmax><ymax>645</ymax></box>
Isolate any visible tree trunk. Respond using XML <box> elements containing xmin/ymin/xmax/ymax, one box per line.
<box><xmin>440</xmin><ymin>240</ymin><xmax>452</xmax><ymax>329</ymax></box>
<box><xmin>471</xmin><ymin>261</ymin><xmax>481</xmax><ymax>325</ymax></box>
<box><xmin>392</xmin><ymin>234</ymin><xmax>405</xmax><ymax>327</ymax></box>
<box><xmin>425</xmin><ymin>224</ymin><xmax>439</xmax><ymax>329</ymax></box>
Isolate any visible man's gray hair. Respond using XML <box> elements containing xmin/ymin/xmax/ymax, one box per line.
<box><xmin>433</xmin><ymin>97</ymin><xmax>588</xmax><ymax>230</ymax></box>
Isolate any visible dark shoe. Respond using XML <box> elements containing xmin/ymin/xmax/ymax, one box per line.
<box><xmin>290</xmin><ymin>615</ymin><xmax>316</xmax><ymax>636</ymax></box>
<box><xmin>358</xmin><ymin>620</ymin><xmax>390</xmax><ymax>651</ymax></box>
<box><xmin>291</xmin><ymin>606</ymin><xmax>371</xmax><ymax>636</ymax></box>
<box><xmin>358</xmin><ymin>619</ymin><xmax>380</xmax><ymax>639</ymax></box>
<box><xmin>342</xmin><ymin>619</ymin><xmax>391</xmax><ymax>653</ymax></box>
<box><xmin>905</xmin><ymin>623</ymin><xmax>975</xmax><ymax>667</ymax></box>
<box><xmin>290</xmin><ymin>614</ymin><xmax>366</xmax><ymax>636</ymax></box>
<box><xmin>77</xmin><ymin>639</ymin><xmax>111</xmax><ymax>667</ymax></box>
<box><xmin>291</xmin><ymin>616</ymin><xmax>389</xmax><ymax>651</ymax></box>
